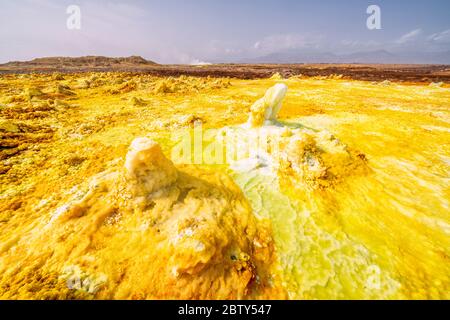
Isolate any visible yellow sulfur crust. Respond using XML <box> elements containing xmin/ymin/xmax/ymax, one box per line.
<box><xmin>0</xmin><ymin>73</ymin><xmax>449</xmax><ymax>299</ymax></box>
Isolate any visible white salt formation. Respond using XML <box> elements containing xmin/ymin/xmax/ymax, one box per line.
<box><xmin>247</xmin><ymin>83</ymin><xmax>288</xmax><ymax>127</ymax></box>
<box><xmin>125</xmin><ymin>137</ymin><xmax>178</xmax><ymax>195</ymax></box>
<box><xmin>34</xmin><ymin>136</ymin><xmax>275</xmax><ymax>299</ymax></box>
<box><xmin>230</xmin><ymin>83</ymin><xmax>368</xmax><ymax>189</ymax></box>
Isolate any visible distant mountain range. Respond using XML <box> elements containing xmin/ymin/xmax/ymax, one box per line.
<box><xmin>1</xmin><ymin>55</ymin><xmax>449</xmax><ymax>83</ymax></box>
<box><xmin>241</xmin><ymin>50</ymin><xmax>450</xmax><ymax>64</ymax></box>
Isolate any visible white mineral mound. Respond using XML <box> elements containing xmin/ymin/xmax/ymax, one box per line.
<box><xmin>125</xmin><ymin>137</ymin><xmax>178</xmax><ymax>195</ymax></box>
<box><xmin>247</xmin><ymin>83</ymin><xmax>288</xmax><ymax>127</ymax></box>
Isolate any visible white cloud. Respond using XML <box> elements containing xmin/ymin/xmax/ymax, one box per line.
<box><xmin>340</xmin><ymin>39</ymin><xmax>381</xmax><ymax>50</ymax></box>
<box><xmin>396</xmin><ymin>29</ymin><xmax>422</xmax><ymax>44</ymax></box>
<box><xmin>428</xmin><ymin>29</ymin><xmax>450</xmax><ymax>43</ymax></box>
<box><xmin>253</xmin><ymin>33</ymin><xmax>323</xmax><ymax>54</ymax></box>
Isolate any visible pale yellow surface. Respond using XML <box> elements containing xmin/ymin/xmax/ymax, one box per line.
<box><xmin>0</xmin><ymin>73</ymin><xmax>449</xmax><ymax>299</ymax></box>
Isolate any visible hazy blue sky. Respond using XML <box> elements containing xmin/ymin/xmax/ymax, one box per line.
<box><xmin>1</xmin><ymin>0</ymin><xmax>449</xmax><ymax>63</ymax></box>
